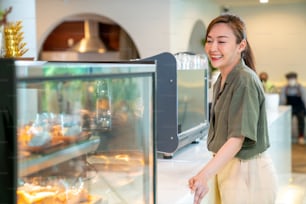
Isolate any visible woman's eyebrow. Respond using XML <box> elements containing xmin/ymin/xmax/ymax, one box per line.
<box><xmin>207</xmin><ymin>35</ymin><xmax>229</xmax><ymax>39</ymax></box>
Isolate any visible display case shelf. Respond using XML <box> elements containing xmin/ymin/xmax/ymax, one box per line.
<box><xmin>19</xmin><ymin>136</ymin><xmax>100</xmax><ymax>177</ymax></box>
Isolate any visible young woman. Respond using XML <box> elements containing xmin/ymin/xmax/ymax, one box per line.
<box><xmin>188</xmin><ymin>14</ymin><xmax>277</xmax><ymax>204</ymax></box>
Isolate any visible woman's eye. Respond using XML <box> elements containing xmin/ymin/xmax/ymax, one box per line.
<box><xmin>218</xmin><ymin>41</ymin><xmax>226</xmax><ymax>44</ymax></box>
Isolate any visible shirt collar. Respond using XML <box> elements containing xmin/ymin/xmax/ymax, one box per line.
<box><xmin>213</xmin><ymin>59</ymin><xmax>246</xmax><ymax>102</ymax></box>
<box><xmin>223</xmin><ymin>59</ymin><xmax>246</xmax><ymax>86</ymax></box>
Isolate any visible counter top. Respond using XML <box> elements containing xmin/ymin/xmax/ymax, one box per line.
<box><xmin>157</xmin><ymin>140</ymin><xmax>210</xmax><ymax>204</ymax></box>
<box><xmin>266</xmin><ymin>105</ymin><xmax>291</xmax><ymax>126</ymax></box>
<box><xmin>157</xmin><ymin>105</ymin><xmax>291</xmax><ymax>204</ymax></box>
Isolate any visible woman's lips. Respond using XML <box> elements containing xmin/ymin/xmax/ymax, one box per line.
<box><xmin>210</xmin><ymin>55</ymin><xmax>222</xmax><ymax>60</ymax></box>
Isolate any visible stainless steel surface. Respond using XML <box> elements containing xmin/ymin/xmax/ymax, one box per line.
<box><xmin>19</xmin><ymin>136</ymin><xmax>100</xmax><ymax>177</ymax></box>
<box><xmin>177</xmin><ymin>124</ymin><xmax>208</xmax><ymax>149</ymax></box>
<box><xmin>72</xmin><ymin>20</ymin><xmax>107</xmax><ymax>53</ymax></box>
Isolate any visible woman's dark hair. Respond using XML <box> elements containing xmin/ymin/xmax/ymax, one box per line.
<box><xmin>205</xmin><ymin>14</ymin><xmax>256</xmax><ymax>72</ymax></box>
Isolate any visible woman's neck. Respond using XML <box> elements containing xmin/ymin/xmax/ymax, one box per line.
<box><xmin>219</xmin><ymin>59</ymin><xmax>241</xmax><ymax>87</ymax></box>
<box><xmin>219</xmin><ymin>67</ymin><xmax>233</xmax><ymax>89</ymax></box>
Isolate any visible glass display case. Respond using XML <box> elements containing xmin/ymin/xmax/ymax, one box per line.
<box><xmin>0</xmin><ymin>59</ymin><xmax>156</xmax><ymax>204</ymax></box>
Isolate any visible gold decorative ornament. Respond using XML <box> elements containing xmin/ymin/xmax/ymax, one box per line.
<box><xmin>4</xmin><ymin>20</ymin><xmax>28</xmax><ymax>58</ymax></box>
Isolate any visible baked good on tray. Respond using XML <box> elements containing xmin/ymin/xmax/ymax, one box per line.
<box><xmin>17</xmin><ymin>183</ymin><xmax>91</xmax><ymax>204</ymax></box>
<box><xmin>18</xmin><ymin>114</ymin><xmax>90</xmax><ymax>154</ymax></box>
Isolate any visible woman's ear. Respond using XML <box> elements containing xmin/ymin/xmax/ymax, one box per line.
<box><xmin>238</xmin><ymin>39</ymin><xmax>247</xmax><ymax>52</ymax></box>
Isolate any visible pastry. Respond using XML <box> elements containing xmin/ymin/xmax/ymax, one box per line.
<box><xmin>17</xmin><ymin>183</ymin><xmax>90</xmax><ymax>204</ymax></box>
<box><xmin>17</xmin><ymin>183</ymin><xmax>58</xmax><ymax>203</ymax></box>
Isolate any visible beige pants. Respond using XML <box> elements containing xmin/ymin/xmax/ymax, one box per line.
<box><xmin>209</xmin><ymin>152</ymin><xmax>278</xmax><ymax>204</ymax></box>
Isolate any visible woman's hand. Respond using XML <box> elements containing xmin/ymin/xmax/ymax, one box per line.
<box><xmin>188</xmin><ymin>136</ymin><xmax>245</xmax><ymax>204</ymax></box>
<box><xmin>189</xmin><ymin>171</ymin><xmax>209</xmax><ymax>204</ymax></box>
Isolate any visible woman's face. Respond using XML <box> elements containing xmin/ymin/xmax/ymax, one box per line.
<box><xmin>205</xmin><ymin>23</ymin><xmax>246</xmax><ymax>71</ymax></box>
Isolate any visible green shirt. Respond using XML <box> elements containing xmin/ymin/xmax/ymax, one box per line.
<box><xmin>207</xmin><ymin>60</ymin><xmax>270</xmax><ymax>160</ymax></box>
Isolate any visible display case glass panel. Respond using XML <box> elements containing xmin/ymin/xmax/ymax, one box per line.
<box><xmin>15</xmin><ymin>60</ymin><xmax>156</xmax><ymax>204</ymax></box>
<box><xmin>175</xmin><ymin>53</ymin><xmax>209</xmax><ymax>134</ymax></box>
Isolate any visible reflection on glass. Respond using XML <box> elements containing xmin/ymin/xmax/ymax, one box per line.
<box><xmin>95</xmin><ymin>79</ymin><xmax>112</xmax><ymax>131</ymax></box>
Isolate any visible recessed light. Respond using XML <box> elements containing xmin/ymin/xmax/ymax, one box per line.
<box><xmin>260</xmin><ymin>0</ymin><xmax>269</xmax><ymax>3</ymax></box>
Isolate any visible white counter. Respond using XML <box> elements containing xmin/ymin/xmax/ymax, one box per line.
<box><xmin>266</xmin><ymin>106</ymin><xmax>292</xmax><ymax>187</ymax></box>
<box><xmin>157</xmin><ymin>106</ymin><xmax>292</xmax><ymax>204</ymax></box>
<box><xmin>157</xmin><ymin>140</ymin><xmax>211</xmax><ymax>204</ymax></box>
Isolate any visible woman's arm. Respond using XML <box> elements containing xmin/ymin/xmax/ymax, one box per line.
<box><xmin>188</xmin><ymin>136</ymin><xmax>244</xmax><ymax>204</ymax></box>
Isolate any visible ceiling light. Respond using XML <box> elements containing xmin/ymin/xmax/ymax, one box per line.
<box><xmin>260</xmin><ymin>0</ymin><xmax>269</xmax><ymax>3</ymax></box>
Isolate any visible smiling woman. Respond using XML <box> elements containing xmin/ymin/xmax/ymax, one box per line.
<box><xmin>188</xmin><ymin>14</ymin><xmax>277</xmax><ymax>204</ymax></box>
<box><xmin>205</xmin><ymin>14</ymin><xmax>255</xmax><ymax>72</ymax></box>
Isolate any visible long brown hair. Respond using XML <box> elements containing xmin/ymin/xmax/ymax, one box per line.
<box><xmin>205</xmin><ymin>14</ymin><xmax>256</xmax><ymax>72</ymax></box>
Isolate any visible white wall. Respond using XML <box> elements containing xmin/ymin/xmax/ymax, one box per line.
<box><xmin>35</xmin><ymin>0</ymin><xmax>172</xmax><ymax>59</ymax></box>
<box><xmin>170</xmin><ymin>0</ymin><xmax>220</xmax><ymax>53</ymax></box>
<box><xmin>1</xmin><ymin>0</ymin><xmax>219</xmax><ymax>59</ymax></box>
<box><xmin>231</xmin><ymin>2</ymin><xmax>306</xmax><ymax>86</ymax></box>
